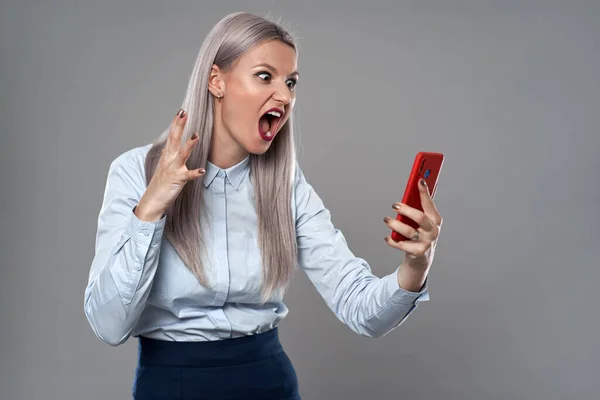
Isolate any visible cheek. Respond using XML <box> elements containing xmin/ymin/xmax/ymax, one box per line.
<box><xmin>222</xmin><ymin>80</ymin><xmax>268</xmax><ymax>135</ymax></box>
<box><xmin>222</xmin><ymin>93</ymin><xmax>258</xmax><ymax>131</ymax></box>
<box><xmin>281</xmin><ymin>114</ymin><xmax>292</xmax><ymax>129</ymax></box>
<box><xmin>282</xmin><ymin>100</ymin><xmax>296</xmax><ymax>125</ymax></box>
<box><xmin>229</xmin><ymin>76</ymin><xmax>262</xmax><ymax>107</ymax></box>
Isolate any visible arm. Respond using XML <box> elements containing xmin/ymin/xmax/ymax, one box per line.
<box><xmin>294</xmin><ymin>165</ymin><xmax>429</xmax><ymax>339</ymax></box>
<box><xmin>83</xmin><ymin>151</ymin><xmax>166</xmax><ymax>346</ymax></box>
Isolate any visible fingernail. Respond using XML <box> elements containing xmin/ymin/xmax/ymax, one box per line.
<box><xmin>393</xmin><ymin>203</ymin><xmax>400</xmax><ymax>210</ymax></box>
<box><xmin>199</xmin><ymin>168</ymin><xmax>205</xmax><ymax>174</ymax></box>
<box><xmin>191</xmin><ymin>133</ymin><xmax>198</xmax><ymax>140</ymax></box>
<box><xmin>177</xmin><ymin>109</ymin><xmax>186</xmax><ymax>118</ymax></box>
<box><xmin>384</xmin><ymin>216</ymin><xmax>391</xmax><ymax>223</ymax></box>
<box><xmin>420</xmin><ymin>179</ymin><xmax>426</xmax><ymax>186</ymax></box>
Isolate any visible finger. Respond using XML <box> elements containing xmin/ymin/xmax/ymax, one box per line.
<box><xmin>185</xmin><ymin>166</ymin><xmax>206</xmax><ymax>181</ymax></box>
<box><xmin>392</xmin><ymin>202</ymin><xmax>435</xmax><ymax>232</ymax></box>
<box><xmin>385</xmin><ymin>236</ymin><xmax>430</xmax><ymax>257</ymax></box>
<box><xmin>167</xmin><ymin>108</ymin><xmax>187</xmax><ymax>156</ymax></box>
<box><xmin>176</xmin><ymin>132</ymin><xmax>199</xmax><ymax>165</ymax></box>
<box><xmin>384</xmin><ymin>216</ymin><xmax>418</xmax><ymax>240</ymax></box>
<box><xmin>418</xmin><ymin>179</ymin><xmax>442</xmax><ymax>226</ymax></box>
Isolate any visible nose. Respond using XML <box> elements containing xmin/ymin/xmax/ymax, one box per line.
<box><xmin>272</xmin><ymin>82</ymin><xmax>292</xmax><ymax>105</ymax></box>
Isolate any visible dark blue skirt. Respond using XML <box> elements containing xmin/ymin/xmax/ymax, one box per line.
<box><xmin>132</xmin><ymin>327</ymin><xmax>301</xmax><ymax>400</ymax></box>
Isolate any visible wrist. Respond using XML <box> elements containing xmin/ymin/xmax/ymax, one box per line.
<box><xmin>397</xmin><ymin>262</ymin><xmax>428</xmax><ymax>292</ymax></box>
<box><xmin>134</xmin><ymin>199</ymin><xmax>166</xmax><ymax>222</ymax></box>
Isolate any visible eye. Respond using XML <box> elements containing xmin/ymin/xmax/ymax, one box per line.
<box><xmin>286</xmin><ymin>78</ymin><xmax>297</xmax><ymax>90</ymax></box>
<box><xmin>256</xmin><ymin>71</ymin><xmax>272</xmax><ymax>82</ymax></box>
<box><xmin>255</xmin><ymin>71</ymin><xmax>297</xmax><ymax>91</ymax></box>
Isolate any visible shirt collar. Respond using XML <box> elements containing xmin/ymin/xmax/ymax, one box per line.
<box><xmin>202</xmin><ymin>154</ymin><xmax>250</xmax><ymax>191</ymax></box>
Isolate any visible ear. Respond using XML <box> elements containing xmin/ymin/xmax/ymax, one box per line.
<box><xmin>208</xmin><ymin>64</ymin><xmax>225</xmax><ymax>98</ymax></box>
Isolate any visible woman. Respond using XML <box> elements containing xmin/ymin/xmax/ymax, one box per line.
<box><xmin>84</xmin><ymin>11</ymin><xmax>442</xmax><ymax>400</ymax></box>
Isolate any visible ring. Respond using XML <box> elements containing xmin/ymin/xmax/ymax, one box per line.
<box><xmin>411</xmin><ymin>230</ymin><xmax>419</xmax><ymax>241</ymax></box>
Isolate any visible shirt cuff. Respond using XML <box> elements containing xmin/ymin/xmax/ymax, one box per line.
<box><xmin>129</xmin><ymin>205</ymin><xmax>166</xmax><ymax>246</ymax></box>
<box><xmin>383</xmin><ymin>266</ymin><xmax>430</xmax><ymax>306</ymax></box>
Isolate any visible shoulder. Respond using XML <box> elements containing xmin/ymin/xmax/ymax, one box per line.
<box><xmin>110</xmin><ymin>143</ymin><xmax>153</xmax><ymax>171</ymax></box>
<box><xmin>105</xmin><ymin>143</ymin><xmax>154</xmax><ymax>192</ymax></box>
<box><xmin>108</xmin><ymin>143</ymin><xmax>153</xmax><ymax>177</ymax></box>
<box><xmin>292</xmin><ymin>160</ymin><xmax>322</xmax><ymax>205</ymax></box>
<box><xmin>293</xmin><ymin>160</ymin><xmax>308</xmax><ymax>189</ymax></box>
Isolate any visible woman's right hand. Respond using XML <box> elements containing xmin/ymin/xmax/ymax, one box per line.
<box><xmin>136</xmin><ymin>109</ymin><xmax>205</xmax><ymax>221</ymax></box>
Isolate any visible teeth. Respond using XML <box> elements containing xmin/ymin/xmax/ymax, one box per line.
<box><xmin>266</xmin><ymin>111</ymin><xmax>281</xmax><ymax>118</ymax></box>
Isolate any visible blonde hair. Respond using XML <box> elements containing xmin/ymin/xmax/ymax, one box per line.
<box><xmin>143</xmin><ymin>12</ymin><xmax>299</xmax><ymax>303</ymax></box>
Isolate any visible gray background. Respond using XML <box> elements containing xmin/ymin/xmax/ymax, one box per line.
<box><xmin>1</xmin><ymin>0</ymin><xmax>598</xmax><ymax>399</ymax></box>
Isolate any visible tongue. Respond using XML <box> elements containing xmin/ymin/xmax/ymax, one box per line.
<box><xmin>259</xmin><ymin>115</ymin><xmax>271</xmax><ymax>134</ymax></box>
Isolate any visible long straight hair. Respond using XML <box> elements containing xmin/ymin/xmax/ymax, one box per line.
<box><xmin>143</xmin><ymin>12</ymin><xmax>298</xmax><ymax>303</ymax></box>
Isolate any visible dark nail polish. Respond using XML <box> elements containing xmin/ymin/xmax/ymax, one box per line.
<box><xmin>420</xmin><ymin>179</ymin><xmax>426</xmax><ymax>186</ymax></box>
<box><xmin>191</xmin><ymin>133</ymin><xmax>198</xmax><ymax>140</ymax></box>
<box><xmin>178</xmin><ymin>109</ymin><xmax>185</xmax><ymax>118</ymax></box>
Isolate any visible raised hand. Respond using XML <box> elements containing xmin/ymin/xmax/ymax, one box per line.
<box><xmin>383</xmin><ymin>178</ymin><xmax>443</xmax><ymax>270</ymax></box>
<box><xmin>135</xmin><ymin>109</ymin><xmax>205</xmax><ymax>221</ymax></box>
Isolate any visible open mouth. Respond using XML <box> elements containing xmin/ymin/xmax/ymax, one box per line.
<box><xmin>258</xmin><ymin>108</ymin><xmax>283</xmax><ymax>140</ymax></box>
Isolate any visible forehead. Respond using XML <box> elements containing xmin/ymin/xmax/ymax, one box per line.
<box><xmin>233</xmin><ymin>40</ymin><xmax>297</xmax><ymax>73</ymax></box>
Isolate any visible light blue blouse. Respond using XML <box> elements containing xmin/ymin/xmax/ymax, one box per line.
<box><xmin>84</xmin><ymin>144</ymin><xmax>429</xmax><ymax>346</ymax></box>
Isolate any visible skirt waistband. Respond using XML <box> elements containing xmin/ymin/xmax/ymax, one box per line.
<box><xmin>137</xmin><ymin>327</ymin><xmax>283</xmax><ymax>368</ymax></box>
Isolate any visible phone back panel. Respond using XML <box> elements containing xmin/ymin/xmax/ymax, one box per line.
<box><xmin>391</xmin><ymin>152</ymin><xmax>444</xmax><ymax>242</ymax></box>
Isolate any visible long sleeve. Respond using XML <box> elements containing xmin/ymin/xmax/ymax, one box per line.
<box><xmin>84</xmin><ymin>151</ymin><xmax>166</xmax><ymax>346</ymax></box>
<box><xmin>294</xmin><ymin>165</ymin><xmax>430</xmax><ymax>339</ymax></box>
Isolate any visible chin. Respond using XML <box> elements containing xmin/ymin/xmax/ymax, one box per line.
<box><xmin>248</xmin><ymin>143</ymin><xmax>272</xmax><ymax>155</ymax></box>
<box><xmin>247</xmin><ymin>133</ymin><xmax>276</xmax><ymax>154</ymax></box>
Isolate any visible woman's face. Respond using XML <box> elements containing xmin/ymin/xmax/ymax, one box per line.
<box><xmin>209</xmin><ymin>39</ymin><xmax>298</xmax><ymax>163</ymax></box>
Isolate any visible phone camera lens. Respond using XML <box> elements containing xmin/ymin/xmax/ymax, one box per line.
<box><xmin>424</xmin><ymin>169</ymin><xmax>431</xmax><ymax>178</ymax></box>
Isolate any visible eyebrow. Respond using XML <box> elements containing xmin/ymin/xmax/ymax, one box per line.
<box><xmin>253</xmin><ymin>63</ymin><xmax>299</xmax><ymax>78</ymax></box>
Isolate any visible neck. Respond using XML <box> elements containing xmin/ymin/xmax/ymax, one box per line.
<box><xmin>208</xmin><ymin>145</ymin><xmax>248</xmax><ymax>170</ymax></box>
<box><xmin>208</xmin><ymin>115</ymin><xmax>249</xmax><ymax>169</ymax></box>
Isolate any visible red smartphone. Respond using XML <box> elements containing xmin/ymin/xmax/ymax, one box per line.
<box><xmin>391</xmin><ymin>152</ymin><xmax>445</xmax><ymax>242</ymax></box>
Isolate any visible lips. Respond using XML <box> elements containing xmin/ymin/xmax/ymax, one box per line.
<box><xmin>258</xmin><ymin>107</ymin><xmax>284</xmax><ymax>140</ymax></box>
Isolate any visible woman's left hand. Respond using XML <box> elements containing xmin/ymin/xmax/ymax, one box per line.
<box><xmin>383</xmin><ymin>179</ymin><xmax>443</xmax><ymax>270</ymax></box>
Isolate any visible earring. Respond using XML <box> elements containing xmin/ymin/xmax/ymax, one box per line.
<box><xmin>217</xmin><ymin>92</ymin><xmax>223</xmax><ymax>99</ymax></box>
